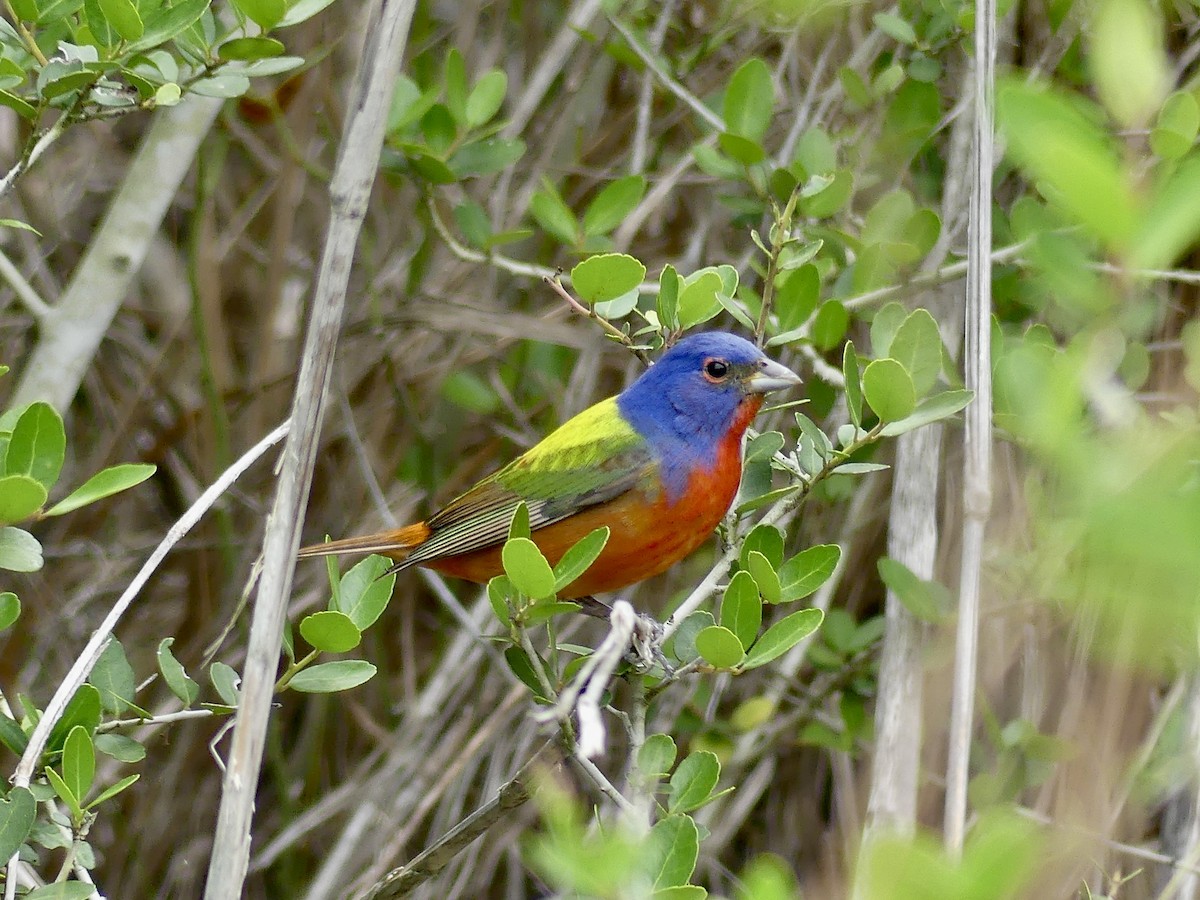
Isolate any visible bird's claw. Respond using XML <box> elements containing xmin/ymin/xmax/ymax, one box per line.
<box><xmin>624</xmin><ymin>613</ymin><xmax>673</xmax><ymax>675</ymax></box>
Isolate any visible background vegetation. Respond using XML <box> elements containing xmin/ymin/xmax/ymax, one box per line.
<box><xmin>2</xmin><ymin>0</ymin><xmax>1200</xmax><ymax>897</ymax></box>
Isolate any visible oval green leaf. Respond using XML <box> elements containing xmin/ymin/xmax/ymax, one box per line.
<box><xmin>743</xmin><ymin>608</ymin><xmax>825</xmax><ymax>669</ymax></box>
<box><xmin>6</xmin><ymin>401</ymin><xmax>65</xmax><ymax>490</ymax></box>
<box><xmin>721</xmin><ymin>570</ymin><xmax>762</xmax><ymax>650</ymax></box>
<box><xmin>888</xmin><ymin>309</ymin><xmax>943</xmax><ymax>398</ymax></box>
<box><xmin>0</xmin><ymin>475</ymin><xmax>47</xmax><ymax>524</ymax></box>
<box><xmin>287</xmin><ymin>659</ymin><xmax>377</xmax><ymax>693</ymax></box>
<box><xmin>779</xmin><ymin>544</ymin><xmax>841</xmax><ymax>602</ymax></box>
<box><xmin>62</xmin><ymin>725</ymin><xmax>95</xmax><ymax>807</ymax></box>
<box><xmin>745</xmin><ymin>550</ymin><xmax>782</xmax><ymax>604</ymax></box>
<box><xmin>863</xmin><ymin>357</ymin><xmax>916</xmax><ymax>422</ymax></box>
<box><xmin>217</xmin><ymin>36</ymin><xmax>285</xmax><ymax>60</ymax></box>
<box><xmin>552</xmin><ymin>526</ymin><xmax>610</xmax><ymax>592</ymax></box>
<box><xmin>646</xmin><ymin>814</ymin><xmax>699</xmax><ymax>890</ymax></box>
<box><xmin>843</xmin><ymin>341</ymin><xmax>863</xmax><ymax>426</ymax></box>
<box><xmin>0</xmin><ymin>786</ymin><xmax>36</xmax><ymax>864</ymax></box>
<box><xmin>501</xmin><ymin>537</ymin><xmax>556</xmax><ymax>599</ymax></box>
<box><xmin>694</xmin><ymin>625</ymin><xmax>745</xmax><ymax>669</ymax></box>
<box><xmin>335</xmin><ymin>554</ymin><xmax>395</xmax><ymax>631</ymax></box>
<box><xmin>583</xmin><ymin>175</ymin><xmax>646</xmax><ymax>237</ymax></box>
<box><xmin>668</xmin><ymin>750</ymin><xmax>721</xmax><ymax>814</ymax></box>
<box><xmin>45</xmin><ymin>463</ymin><xmax>156</xmax><ymax>516</ymax></box>
<box><xmin>0</xmin><ymin>526</ymin><xmax>42</xmax><ymax>572</ymax></box>
<box><xmin>156</xmin><ymin>637</ymin><xmax>200</xmax><ymax>705</ymax></box>
<box><xmin>724</xmin><ymin>57</ymin><xmax>774</xmax><ymax>141</ymax></box>
<box><xmin>97</xmin><ymin>0</ymin><xmax>143</xmax><ymax>39</ymax></box>
<box><xmin>638</xmin><ymin>733</ymin><xmax>677</xmax><ymax>777</ymax></box>
<box><xmin>0</xmin><ymin>592</ymin><xmax>18</xmax><ymax>630</ymax></box>
<box><xmin>570</xmin><ymin>253</ymin><xmax>647</xmax><ymax>305</ymax></box>
<box><xmin>299</xmin><ymin>610</ymin><xmax>362</xmax><ymax>653</ymax></box>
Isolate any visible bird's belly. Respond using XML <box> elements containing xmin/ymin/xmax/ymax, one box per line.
<box><xmin>429</xmin><ymin>467</ymin><xmax>740</xmax><ymax>599</ymax></box>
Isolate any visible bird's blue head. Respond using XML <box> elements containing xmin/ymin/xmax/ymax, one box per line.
<box><xmin>617</xmin><ymin>331</ymin><xmax>801</xmax><ymax>497</ymax></box>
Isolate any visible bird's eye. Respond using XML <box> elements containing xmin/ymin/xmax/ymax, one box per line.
<box><xmin>703</xmin><ymin>358</ymin><xmax>730</xmax><ymax>382</ymax></box>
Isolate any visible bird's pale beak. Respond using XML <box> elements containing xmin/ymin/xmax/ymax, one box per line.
<box><xmin>746</xmin><ymin>357</ymin><xmax>802</xmax><ymax>394</ymax></box>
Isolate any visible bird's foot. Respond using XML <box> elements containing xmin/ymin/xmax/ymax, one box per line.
<box><xmin>626</xmin><ymin>613</ymin><xmax>673</xmax><ymax>675</ymax></box>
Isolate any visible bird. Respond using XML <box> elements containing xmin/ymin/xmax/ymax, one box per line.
<box><xmin>299</xmin><ymin>331</ymin><xmax>801</xmax><ymax>599</ymax></box>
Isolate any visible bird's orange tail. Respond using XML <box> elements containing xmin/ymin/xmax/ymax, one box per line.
<box><xmin>297</xmin><ymin>522</ymin><xmax>432</xmax><ymax>561</ymax></box>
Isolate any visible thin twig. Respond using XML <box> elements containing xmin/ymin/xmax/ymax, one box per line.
<box><xmin>0</xmin><ymin>246</ymin><xmax>51</xmax><ymax>319</ymax></box>
<box><xmin>543</xmin><ymin>275</ymin><xmax>652</xmax><ymax>366</ymax></box>
<box><xmin>359</xmin><ymin>742</ymin><xmax>551</xmax><ymax>900</ymax></box>
<box><xmin>201</xmin><ymin>1</ymin><xmax>417</xmax><ymax>895</ymax></box>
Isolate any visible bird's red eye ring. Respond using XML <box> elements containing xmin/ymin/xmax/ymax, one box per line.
<box><xmin>703</xmin><ymin>358</ymin><xmax>730</xmax><ymax>382</ymax></box>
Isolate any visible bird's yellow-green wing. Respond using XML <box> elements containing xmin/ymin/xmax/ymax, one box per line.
<box><xmin>402</xmin><ymin>397</ymin><xmax>656</xmax><ymax>567</ymax></box>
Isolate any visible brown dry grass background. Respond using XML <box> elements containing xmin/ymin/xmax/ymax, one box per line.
<box><xmin>2</xmin><ymin>0</ymin><xmax>1200</xmax><ymax>897</ymax></box>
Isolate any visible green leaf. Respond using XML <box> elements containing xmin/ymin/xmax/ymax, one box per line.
<box><xmin>677</xmin><ymin>269</ymin><xmax>724</xmax><ymax>329</ymax></box>
<box><xmin>880</xmin><ymin>389</ymin><xmax>974</xmax><ymax>436</ymax></box>
<box><xmin>800</xmin><ymin>168</ymin><xmax>853</xmax><ymax>218</ymax></box>
<box><xmin>448</xmin><ymin>137</ymin><xmax>525</xmax><ymax>178</ymax></box>
<box><xmin>1151</xmin><ymin>92</ymin><xmax>1200</xmax><ymax>160</ymax></box>
<box><xmin>646</xmin><ymin>814</ymin><xmax>700</xmax><ymax>889</ymax></box>
<box><xmin>552</xmin><ymin>526</ymin><xmax>610</xmax><ymax>592</ymax></box>
<box><xmin>502</xmin><ymin>537</ymin><xmax>556</xmax><ymax>599</ymax></box>
<box><xmin>504</xmin><ymin>646</ymin><xmax>549</xmax><ymax>699</ymax></box>
<box><xmin>444</xmin><ymin>48</ymin><xmax>468</xmax><ymax>125</ymax></box>
<box><xmin>62</xmin><ymin>725</ymin><xmax>94</xmax><ymax>808</ymax></box>
<box><xmin>83</xmin><ymin>772</ymin><xmax>139</xmax><ymax>810</ymax></box>
<box><xmin>0</xmin><ymin>786</ymin><xmax>35</xmax><ymax>862</ymax></box>
<box><xmin>335</xmin><ymin>555</ymin><xmax>395</xmax><ymax>632</ymax></box>
<box><xmin>811</xmin><ymin>299</ymin><xmax>848</xmax><ymax>351</ymax></box>
<box><xmin>1131</xmin><ymin>153</ymin><xmax>1200</xmax><ymax>271</ymax></box>
<box><xmin>745</xmin><ymin>550</ymin><xmax>781</xmax><ymax>604</ymax></box>
<box><xmin>89</xmin><ymin>639</ymin><xmax>136</xmax><ymax>714</ymax></box>
<box><xmin>47</xmin><ymin>685</ymin><xmax>100</xmax><ymax>753</ymax></box>
<box><xmin>35</xmin><ymin>0</ymin><xmax>83</xmax><ymax>20</ymax></box>
<box><xmin>583</xmin><ymin>175</ymin><xmax>646</xmax><ymax>236</ymax></box>
<box><xmin>465</xmin><ymin>69</ymin><xmax>507</xmax><ymax>128</ymax></box>
<box><xmin>5</xmin><ymin>402</ymin><xmax>64</xmax><ymax>490</ymax></box>
<box><xmin>874</xmin><ymin>11</ymin><xmax>917</xmax><ymax>44</ymax></box>
<box><xmin>656</xmin><ymin>264</ymin><xmax>680</xmax><ymax>331</ymax></box>
<box><xmin>9</xmin><ymin>0</ymin><xmax>36</xmax><ymax>20</ymax></box>
<box><xmin>888</xmin><ymin>309</ymin><xmax>942</xmax><ymax>398</ymax></box>
<box><xmin>694</xmin><ymin>625</ymin><xmax>745</xmax><ymax>669</ymax></box>
<box><xmin>44</xmin><ymin>766</ymin><xmax>81</xmax><ymax>821</ymax></box>
<box><xmin>0</xmin><ymin>525</ymin><xmax>41</xmax><ymax>571</ymax></box>
<box><xmin>218</xmin><ymin>36</ymin><xmax>285</xmax><ymax>60</ymax></box>
<box><xmin>671</xmin><ymin>611</ymin><xmax>715</xmax><ymax>664</ymax></box>
<box><xmin>668</xmin><ymin>750</ymin><xmax>721</xmax><ymax>813</ymax></box>
<box><xmin>126</xmin><ymin>0</ymin><xmax>208</xmax><ymax>53</ymax></box>
<box><xmin>653</xmin><ymin>887</ymin><xmax>707</xmax><ymax>900</ymax></box>
<box><xmin>157</xmin><ymin>638</ymin><xmax>199</xmax><ymax>705</ymax></box>
<box><xmin>869</xmin><ymin>301</ymin><xmax>907</xmax><ymax>358</ymax></box>
<box><xmin>530</xmin><ymin>182</ymin><xmax>578</xmax><ymax>245</ymax></box>
<box><xmin>154</xmin><ymin>83</ymin><xmax>182</xmax><ymax>106</ymax></box>
<box><xmin>593</xmin><ymin>288</ymin><xmax>640</xmax><ymax>319</ymax></box>
<box><xmin>97</xmin><ymin>0</ymin><xmax>143</xmax><ymax>39</ymax></box>
<box><xmin>778</xmin><ymin>544</ymin><xmax>841</xmax><ymax>602</ymax></box>
<box><xmin>277</xmin><ymin>0</ymin><xmax>333</xmax><ymax>26</ymax></box>
<box><xmin>0</xmin><ymin>91</ymin><xmax>36</xmax><ymax>119</ymax></box>
<box><xmin>0</xmin><ymin>713</ymin><xmax>26</xmax><ymax>755</ymax></box>
<box><xmin>0</xmin><ymin>475</ymin><xmax>47</xmax><ymax>524</ymax></box>
<box><xmin>94</xmin><ymin>733</ymin><xmax>145</xmax><ymax>763</ymax></box>
<box><xmin>209</xmin><ymin>662</ymin><xmax>240</xmax><ymax>705</ymax></box>
<box><xmin>299</xmin><ymin>610</ymin><xmax>362</xmax><ymax>653</ymax></box>
<box><xmin>191</xmin><ymin>74</ymin><xmax>251</xmax><ymax>98</ymax></box>
<box><xmin>0</xmin><ymin>592</ymin><xmax>17</xmax><ymax>630</ymax></box>
<box><xmin>878</xmin><ymin>557</ymin><xmax>951</xmax><ymax>622</ymax></box>
<box><xmin>509</xmin><ymin>501</ymin><xmax>531</xmax><ymax>541</ymax></box>
<box><xmin>287</xmin><ymin>659</ymin><xmax>377</xmax><ymax>693</ymax></box>
<box><xmin>25</xmin><ymin>884</ymin><xmax>101</xmax><ymax>900</ymax></box>
<box><xmin>739</xmin><ymin>523</ymin><xmax>784</xmax><ymax>569</ymax></box>
<box><xmin>843</xmin><ymin>341</ymin><xmax>863</xmax><ymax>427</ymax></box>
<box><xmin>45</xmin><ymin>463</ymin><xmax>156</xmax><ymax>516</ymax></box>
<box><xmin>721</xmin><ymin>571</ymin><xmax>762</xmax><ymax>650</ymax></box>
<box><xmin>743</xmin><ymin>608</ymin><xmax>825</xmax><ymax>669</ymax></box>
<box><xmin>230</xmin><ymin>0</ymin><xmax>283</xmax><ymax>29</ymax></box>
<box><xmin>1088</xmin><ymin>0</ymin><xmax>1168</xmax><ymax>128</ymax></box>
<box><xmin>997</xmin><ymin>78</ymin><xmax>1138</xmax><ymax>251</ymax></box>
<box><xmin>638</xmin><ymin>733</ymin><xmax>677</xmax><ymax>777</ymax></box>
<box><xmin>718</xmin><ymin>132</ymin><xmax>766</xmax><ymax>165</ymax></box>
<box><xmin>570</xmin><ymin>253</ymin><xmax>646</xmax><ymax>305</ymax></box>
<box><xmin>724</xmin><ymin>57</ymin><xmax>774</xmax><ymax>141</ymax></box>
<box><xmin>862</xmin><ymin>358</ymin><xmax>916</xmax><ymax>422</ymax></box>
<box><xmin>239</xmin><ymin>56</ymin><xmax>304</xmax><ymax>78</ymax></box>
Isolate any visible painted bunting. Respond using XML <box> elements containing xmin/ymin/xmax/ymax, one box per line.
<box><xmin>299</xmin><ymin>332</ymin><xmax>801</xmax><ymax>598</ymax></box>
